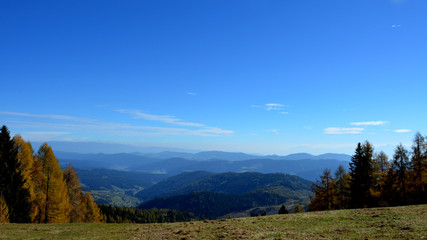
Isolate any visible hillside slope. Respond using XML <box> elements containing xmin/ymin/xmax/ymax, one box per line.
<box><xmin>1</xmin><ymin>205</ymin><xmax>426</xmax><ymax>239</ymax></box>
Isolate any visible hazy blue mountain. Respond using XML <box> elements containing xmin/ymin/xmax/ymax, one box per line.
<box><xmin>142</xmin><ymin>151</ymin><xmax>351</xmax><ymax>162</ymax></box>
<box><xmin>76</xmin><ymin>168</ymin><xmax>165</xmax><ymax>190</ymax></box>
<box><xmin>314</xmin><ymin>153</ymin><xmax>351</xmax><ymax>161</ymax></box>
<box><xmin>33</xmin><ymin>140</ymin><xmax>352</xmax><ymax>162</ymax></box>
<box><xmin>134</xmin><ymin>158</ymin><xmax>349</xmax><ymax>181</ymax></box>
<box><xmin>55</xmin><ymin>151</ymin><xmax>159</xmax><ymax>170</ymax></box>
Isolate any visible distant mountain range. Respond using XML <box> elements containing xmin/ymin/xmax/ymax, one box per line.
<box><xmin>56</xmin><ymin>150</ymin><xmax>350</xmax><ymax>182</ymax></box>
<box><xmin>52</xmin><ymin>147</ymin><xmax>351</xmax><ymax>209</ymax></box>
<box><xmin>34</xmin><ymin>141</ymin><xmax>351</xmax><ymax>161</ymax></box>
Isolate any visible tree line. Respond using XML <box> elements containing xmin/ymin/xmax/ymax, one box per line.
<box><xmin>310</xmin><ymin>132</ymin><xmax>427</xmax><ymax>211</ymax></box>
<box><xmin>99</xmin><ymin>204</ymin><xmax>194</xmax><ymax>223</ymax></box>
<box><xmin>0</xmin><ymin>125</ymin><xmax>102</xmax><ymax>223</ymax></box>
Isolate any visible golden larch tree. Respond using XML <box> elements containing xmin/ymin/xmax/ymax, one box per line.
<box><xmin>37</xmin><ymin>143</ymin><xmax>72</xmax><ymax>223</ymax></box>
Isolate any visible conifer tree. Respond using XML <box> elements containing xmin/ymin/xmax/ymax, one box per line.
<box><xmin>81</xmin><ymin>193</ymin><xmax>103</xmax><ymax>223</ymax></box>
<box><xmin>63</xmin><ymin>165</ymin><xmax>84</xmax><ymax>222</ymax></box>
<box><xmin>410</xmin><ymin>132</ymin><xmax>426</xmax><ymax>203</ymax></box>
<box><xmin>0</xmin><ymin>126</ymin><xmax>31</xmax><ymax>222</ymax></box>
<box><xmin>294</xmin><ymin>203</ymin><xmax>304</xmax><ymax>213</ymax></box>
<box><xmin>14</xmin><ymin>135</ymin><xmax>45</xmax><ymax>222</ymax></box>
<box><xmin>0</xmin><ymin>194</ymin><xmax>9</xmax><ymax>223</ymax></box>
<box><xmin>373</xmin><ymin>151</ymin><xmax>389</xmax><ymax>206</ymax></box>
<box><xmin>391</xmin><ymin>144</ymin><xmax>410</xmax><ymax>205</ymax></box>
<box><xmin>333</xmin><ymin>165</ymin><xmax>350</xmax><ymax>209</ymax></box>
<box><xmin>278</xmin><ymin>204</ymin><xmax>288</xmax><ymax>214</ymax></box>
<box><xmin>350</xmin><ymin>141</ymin><xmax>374</xmax><ymax>208</ymax></box>
<box><xmin>310</xmin><ymin>169</ymin><xmax>334</xmax><ymax>210</ymax></box>
<box><xmin>37</xmin><ymin>143</ymin><xmax>71</xmax><ymax>223</ymax></box>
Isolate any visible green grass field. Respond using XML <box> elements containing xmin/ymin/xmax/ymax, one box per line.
<box><xmin>1</xmin><ymin>204</ymin><xmax>426</xmax><ymax>239</ymax></box>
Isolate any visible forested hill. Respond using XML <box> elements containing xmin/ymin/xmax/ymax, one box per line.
<box><xmin>137</xmin><ymin>172</ymin><xmax>312</xmax><ymax>218</ymax></box>
<box><xmin>136</xmin><ymin>171</ymin><xmax>311</xmax><ymax>201</ymax></box>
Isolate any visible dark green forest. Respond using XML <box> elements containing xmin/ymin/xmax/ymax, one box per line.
<box><xmin>98</xmin><ymin>204</ymin><xmax>194</xmax><ymax>223</ymax></box>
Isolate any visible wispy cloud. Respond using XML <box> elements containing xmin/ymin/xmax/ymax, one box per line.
<box><xmin>186</xmin><ymin>92</ymin><xmax>197</xmax><ymax>96</ymax></box>
<box><xmin>117</xmin><ymin>109</ymin><xmax>205</xmax><ymax>127</ymax></box>
<box><xmin>324</xmin><ymin>127</ymin><xmax>364</xmax><ymax>134</ymax></box>
<box><xmin>350</xmin><ymin>121</ymin><xmax>389</xmax><ymax>126</ymax></box>
<box><xmin>251</xmin><ymin>103</ymin><xmax>287</xmax><ymax>113</ymax></box>
<box><xmin>1</xmin><ymin>110</ymin><xmax>234</xmax><ymax>138</ymax></box>
<box><xmin>0</xmin><ymin>111</ymin><xmax>97</xmax><ymax>123</ymax></box>
<box><xmin>394</xmin><ymin>129</ymin><xmax>412</xmax><ymax>133</ymax></box>
<box><xmin>265</xmin><ymin>103</ymin><xmax>285</xmax><ymax>111</ymax></box>
<box><xmin>266</xmin><ymin>129</ymin><xmax>279</xmax><ymax>134</ymax></box>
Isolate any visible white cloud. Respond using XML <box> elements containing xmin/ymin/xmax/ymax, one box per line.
<box><xmin>324</xmin><ymin>127</ymin><xmax>364</xmax><ymax>134</ymax></box>
<box><xmin>350</xmin><ymin>121</ymin><xmax>389</xmax><ymax>126</ymax></box>
<box><xmin>186</xmin><ymin>92</ymin><xmax>197</xmax><ymax>96</ymax></box>
<box><xmin>251</xmin><ymin>103</ymin><xmax>287</xmax><ymax>112</ymax></box>
<box><xmin>265</xmin><ymin>103</ymin><xmax>285</xmax><ymax>111</ymax></box>
<box><xmin>266</xmin><ymin>129</ymin><xmax>279</xmax><ymax>134</ymax></box>
<box><xmin>394</xmin><ymin>129</ymin><xmax>412</xmax><ymax>133</ymax></box>
<box><xmin>117</xmin><ymin>109</ymin><xmax>205</xmax><ymax>127</ymax></box>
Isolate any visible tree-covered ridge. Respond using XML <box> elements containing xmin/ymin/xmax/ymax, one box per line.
<box><xmin>0</xmin><ymin>125</ymin><xmax>102</xmax><ymax>223</ymax></box>
<box><xmin>137</xmin><ymin>172</ymin><xmax>313</xmax><ymax>218</ymax></box>
<box><xmin>136</xmin><ymin>171</ymin><xmax>312</xmax><ymax>202</ymax></box>
<box><xmin>98</xmin><ymin>204</ymin><xmax>194</xmax><ymax>223</ymax></box>
<box><xmin>310</xmin><ymin>132</ymin><xmax>427</xmax><ymax>211</ymax></box>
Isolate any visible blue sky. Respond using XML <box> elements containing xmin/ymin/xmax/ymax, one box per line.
<box><xmin>1</xmin><ymin>0</ymin><xmax>426</xmax><ymax>156</ymax></box>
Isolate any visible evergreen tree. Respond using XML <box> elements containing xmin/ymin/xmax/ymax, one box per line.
<box><xmin>278</xmin><ymin>204</ymin><xmax>288</xmax><ymax>214</ymax></box>
<box><xmin>391</xmin><ymin>144</ymin><xmax>410</xmax><ymax>205</ymax></box>
<box><xmin>410</xmin><ymin>132</ymin><xmax>426</xmax><ymax>203</ymax></box>
<box><xmin>349</xmin><ymin>141</ymin><xmax>374</xmax><ymax>208</ymax></box>
<box><xmin>0</xmin><ymin>126</ymin><xmax>31</xmax><ymax>222</ymax></box>
<box><xmin>37</xmin><ymin>143</ymin><xmax>71</xmax><ymax>223</ymax></box>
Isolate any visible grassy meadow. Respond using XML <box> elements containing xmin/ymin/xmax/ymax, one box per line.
<box><xmin>1</xmin><ymin>204</ymin><xmax>426</xmax><ymax>240</ymax></box>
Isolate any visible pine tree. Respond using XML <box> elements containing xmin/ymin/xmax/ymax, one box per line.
<box><xmin>278</xmin><ymin>204</ymin><xmax>288</xmax><ymax>214</ymax></box>
<box><xmin>350</xmin><ymin>141</ymin><xmax>374</xmax><ymax>208</ymax></box>
<box><xmin>0</xmin><ymin>194</ymin><xmax>9</xmax><ymax>223</ymax></box>
<box><xmin>37</xmin><ymin>143</ymin><xmax>71</xmax><ymax>223</ymax></box>
<box><xmin>63</xmin><ymin>165</ymin><xmax>84</xmax><ymax>222</ymax></box>
<box><xmin>0</xmin><ymin>126</ymin><xmax>31</xmax><ymax>222</ymax></box>
<box><xmin>391</xmin><ymin>144</ymin><xmax>410</xmax><ymax>205</ymax></box>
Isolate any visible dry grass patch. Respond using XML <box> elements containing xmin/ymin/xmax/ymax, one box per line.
<box><xmin>1</xmin><ymin>204</ymin><xmax>426</xmax><ymax>239</ymax></box>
